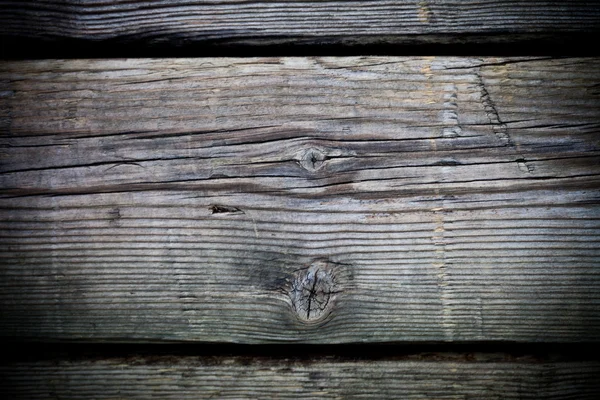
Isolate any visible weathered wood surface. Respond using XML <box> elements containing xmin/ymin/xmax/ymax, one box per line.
<box><xmin>2</xmin><ymin>353</ymin><xmax>599</xmax><ymax>399</ymax></box>
<box><xmin>1</xmin><ymin>57</ymin><xmax>600</xmax><ymax>343</ymax></box>
<box><xmin>1</xmin><ymin>1</ymin><xmax>599</xmax><ymax>48</ymax></box>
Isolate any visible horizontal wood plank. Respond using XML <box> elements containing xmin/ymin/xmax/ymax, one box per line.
<box><xmin>1</xmin><ymin>57</ymin><xmax>600</xmax><ymax>343</ymax></box>
<box><xmin>1</xmin><ymin>1</ymin><xmax>599</xmax><ymax>50</ymax></box>
<box><xmin>2</xmin><ymin>353</ymin><xmax>599</xmax><ymax>399</ymax></box>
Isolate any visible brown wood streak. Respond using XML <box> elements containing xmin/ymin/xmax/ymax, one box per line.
<box><xmin>0</xmin><ymin>57</ymin><xmax>600</xmax><ymax>343</ymax></box>
<box><xmin>1</xmin><ymin>355</ymin><xmax>600</xmax><ymax>399</ymax></box>
<box><xmin>0</xmin><ymin>1</ymin><xmax>599</xmax><ymax>46</ymax></box>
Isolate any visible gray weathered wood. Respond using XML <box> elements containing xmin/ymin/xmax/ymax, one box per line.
<box><xmin>1</xmin><ymin>57</ymin><xmax>600</xmax><ymax>343</ymax></box>
<box><xmin>1</xmin><ymin>1</ymin><xmax>599</xmax><ymax>47</ymax></box>
<box><xmin>2</xmin><ymin>354</ymin><xmax>599</xmax><ymax>399</ymax></box>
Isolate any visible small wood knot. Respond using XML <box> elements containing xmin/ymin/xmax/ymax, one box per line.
<box><xmin>299</xmin><ymin>148</ymin><xmax>326</xmax><ymax>172</ymax></box>
<box><xmin>290</xmin><ymin>260</ymin><xmax>338</xmax><ymax>323</ymax></box>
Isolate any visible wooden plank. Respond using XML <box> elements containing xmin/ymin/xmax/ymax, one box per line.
<box><xmin>2</xmin><ymin>353</ymin><xmax>599</xmax><ymax>399</ymax></box>
<box><xmin>1</xmin><ymin>1</ymin><xmax>599</xmax><ymax>51</ymax></box>
<box><xmin>1</xmin><ymin>57</ymin><xmax>599</xmax><ymax>343</ymax></box>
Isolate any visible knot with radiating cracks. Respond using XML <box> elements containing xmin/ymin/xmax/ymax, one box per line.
<box><xmin>289</xmin><ymin>261</ymin><xmax>339</xmax><ymax>323</ymax></box>
<box><xmin>299</xmin><ymin>148</ymin><xmax>327</xmax><ymax>172</ymax></box>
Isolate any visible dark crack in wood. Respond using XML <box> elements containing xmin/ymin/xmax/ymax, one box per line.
<box><xmin>209</xmin><ymin>205</ymin><xmax>244</xmax><ymax>215</ymax></box>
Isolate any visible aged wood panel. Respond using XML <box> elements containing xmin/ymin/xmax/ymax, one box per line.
<box><xmin>2</xmin><ymin>353</ymin><xmax>599</xmax><ymax>399</ymax></box>
<box><xmin>1</xmin><ymin>57</ymin><xmax>600</xmax><ymax>343</ymax></box>
<box><xmin>1</xmin><ymin>1</ymin><xmax>599</xmax><ymax>49</ymax></box>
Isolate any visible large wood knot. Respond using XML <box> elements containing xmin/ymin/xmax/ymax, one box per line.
<box><xmin>289</xmin><ymin>260</ymin><xmax>338</xmax><ymax>323</ymax></box>
<box><xmin>299</xmin><ymin>148</ymin><xmax>326</xmax><ymax>172</ymax></box>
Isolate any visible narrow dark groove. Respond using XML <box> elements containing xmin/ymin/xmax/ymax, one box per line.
<box><xmin>3</xmin><ymin>342</ymin><xmax>599</xmax><ymax>363</ymax></box>
<box><xmin>2</xmin><ymin>34</ymin><xmax>600</xmax><ymax>59</ymax></box>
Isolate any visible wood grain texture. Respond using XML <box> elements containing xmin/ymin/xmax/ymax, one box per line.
<box><xmin>2</xmin><ymin>354</ymin><xmax>599</xmax><ymax>399</ymax></box>
<box><xmin>1</xmin><ymin>1</ymin><xmax>599</xmax><ymax>47</ymax></box>
<box><xmin>1</xmin><ymin>57</ymin><xmax>600</xmax><ymax>343</ymax></box>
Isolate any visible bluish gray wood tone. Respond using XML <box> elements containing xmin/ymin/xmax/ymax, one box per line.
<box><xmin>2</xmin><ymin>354</ymin><xmax>599</xmax><ymax>399</ymax></box>
<box><xmin>0</xmin><ymin>1</ymin><xmax>599</xmax><ymax>47</ymax></box>
<box><xmin>1</xmin><ymin>57</ymin><xmax>599</xmax><ymax>343</ymax></box>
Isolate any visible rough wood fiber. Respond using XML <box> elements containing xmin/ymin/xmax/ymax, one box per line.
<box><xmin>1</xmin><ymin>57</ymin><xmax>600</xmax><ymax>343</ymax></box>
<box><xmin>2</xmin><ymin>355</ymin><xmax>599</xmax><ymax>399</ymax></box>
<box><xmin>1</xmin><ymin>1</ymin><xmax>599</xmax><ymax>47</ymax></box>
